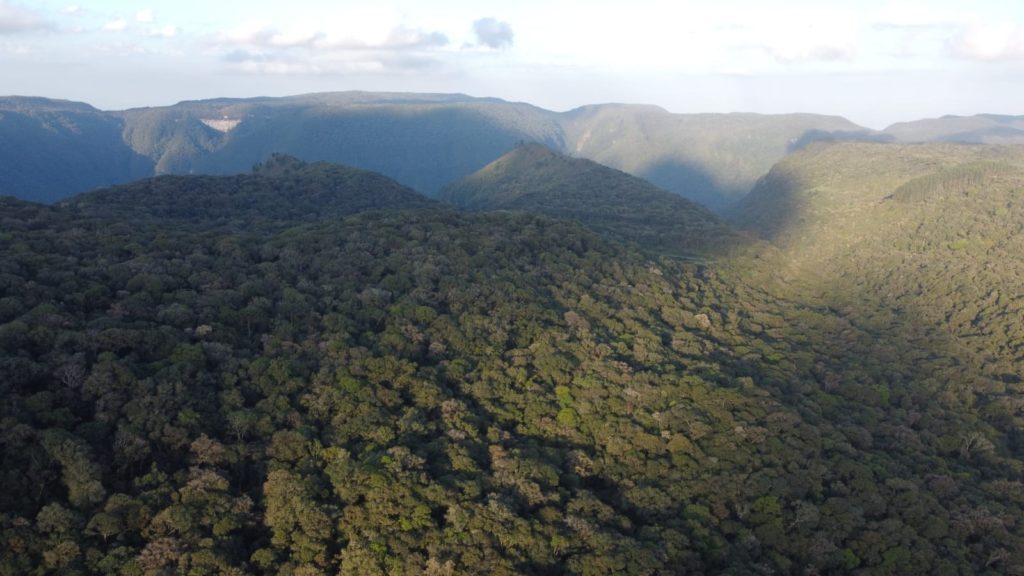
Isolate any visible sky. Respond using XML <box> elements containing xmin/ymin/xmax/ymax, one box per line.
<box><xmin>1</xmin><ymin>0</ymin><xmax>1023</xmax><ymax>128</ymax></box>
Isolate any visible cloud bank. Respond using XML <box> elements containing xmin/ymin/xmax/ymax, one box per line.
<box><xmin>219</xmin><ymin>21</ymin><xmax>451</xmax><ymax>75</ymax></box>
<box><xmin>0</xmin><ymin>1</ymin><xmax>50</xmax><ymax>34</ymax></box>
<box><xmin>951</xmin><ymin>23</ymin><xmax>1024</xmax><ymax>60</ymax></box>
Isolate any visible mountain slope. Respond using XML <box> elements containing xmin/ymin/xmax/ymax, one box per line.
<box><xmin>0</xmin><ymin>97</ymin><xmax>153</xmax><ymax>202</ymax></box>
<box><xmin>1</xmin><ymin>92</ymin><xmax>872</xmax><ymax>208</ymax></box>
<box><xmin>560</xmin><ymin>105</ymin><xmax>867</xmax><ymax>210</ymax></box>
<box><xmin>733</xmin><ymin>142</ymin><xmax>1024</xmax><ymax>246</ymax></box>
<box><xmin>117</xmin><ymin>92</ymin><xmax>566</xmax><ymax>196</ymax></box>
<box><xmin>439</xmin><ymin>143</ymin><xmax>743</xmax><ymax>256</ymax></box>
<box><xmin>732</xmin><ymin>141</ymin><xmax>1024</xmax><ymax>454</ymax></box>
<box><xmin>884</xmin><ymin>114</ymin><xmax>1024</xmax><ymax>144</ymax></box>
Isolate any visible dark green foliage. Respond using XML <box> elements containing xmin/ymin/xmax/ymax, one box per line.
<box><xmin>63</xmin><ymin>153</ymin><xmax>437</xmax><ymax>228</ymax></box>
<box><xmin>3</xmin><ymin>151</ymin><xmax>1024</xmax><ymax>575</ymax></box>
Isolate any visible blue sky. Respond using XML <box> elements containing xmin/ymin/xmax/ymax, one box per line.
<box><xmin>2</xmin><ymin>0</ymin><xmax>1023</xmax><ymax>127</ymax></box>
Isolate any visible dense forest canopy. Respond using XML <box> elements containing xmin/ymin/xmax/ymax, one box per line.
<box><xmin>2</xmin><ymin>147</ymin><xmax>1024</xmax><ymax>575</ymax></box>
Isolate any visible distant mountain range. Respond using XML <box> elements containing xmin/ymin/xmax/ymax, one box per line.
<box><xmin>885</xmin><ymin>114</ymin><xmax>1024</xmax><ymax>144</ymax></box>
<box><xmin>0</xmin><ymin>91</ymin><xmax>909</xmax><ymax>210</ymax></box>
<box><xmin>4</xmin><ymin>90</ymin><xmax>1022</xmax><ymax>210</ymax></box>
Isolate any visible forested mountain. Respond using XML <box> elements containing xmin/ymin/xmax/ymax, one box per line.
<box><xmin>0</xmin><ymin>97</ymin><xmax>152</xmax><ymax>203</ymax></box>
<box><xmin>114</xmin><ymin>92</ymin><xmax>566</xmax><ymax>197</ymax></box>
<box><xmin>4</xmin><ymin>151</ymin><xmax>1024</xmax><ymax>574</ymax></box>
<box><xmin>64</xmin><ymin>153</ymin><xmax>436</xmax><ymax>227</ymax></box>
<box><xmin>884</xmin><ymin>114</ymin><xmax>1024</xmax><ymax>144</ymax></box>
<box><xmin>439</xmin><ymin>143</ymin><xmax>744</xmax><ymax>256</ymax></box>
<box><xmin>2</xmin><ymin>92</ymin><xmax>872</xmax><ymax>209</ymax></box>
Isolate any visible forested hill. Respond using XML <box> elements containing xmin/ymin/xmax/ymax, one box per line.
<box><xmin>63</xmin><ymin>153</ymin><xmax>437</xmax><ymax>227</ymax></box>
<box><xmin>729</xmin><ymin>144</ymin><xmax>1024</xmax><ymax>552</ymax></box>
<box><xmin>733</xmin><ymin>140</ymin><xmax>1024</xmax><ymax>364</ymax></box>
<box><xmin>4</xmin><ymin>156</ymin><xmax>1024</xmax><ymax>574</ymax></box>
<box><xmin>438</xmin><ymin>143</ymin><xmax>745</xmax><ymax>257</ymax></box>
<box><xmin>2</xmin><ymin>92</ymin><xmax>871</xmax><ymax>209</ymax></box>
<box><xmin>731</xmin><ymin>142</ymin><xmax>1024</xmax><ymax>379</ymax></box>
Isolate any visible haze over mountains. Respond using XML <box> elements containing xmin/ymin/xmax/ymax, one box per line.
<box><xmin>885</xmin><ymin>114</ymin><xmax>1024</xmax><ymax>145</ymax></box>
<box><xmin>8</xmin><ymin>91</ymin><xmax>1020</xmax><ymax>211</ymax></box>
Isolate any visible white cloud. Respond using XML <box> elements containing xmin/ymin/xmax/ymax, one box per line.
<box><xmin>872</xmin><ymin>3</ymin><xmax>969</xmax><ymax>29</ymax></box>
<box><xmin>135</xmin><ymin>9</ymin><xmax>154</xmax><ymax>24</ymax></box>
<box><xmin>222</xmin><ymin>46</ymin><xmax>442</xmax><ymax>76</ymax></box>
<box><xmin>61</xmin><ymin>5</ymin><xmax>83</xmax><ymax>16</ymax></box>
<box><xmin>222</xmin><ymin>21</ymin><xmax>448</xmax><ymax>52</ymax></box>
<box><xmin>381</xmin><ymin>26</ymin><xmax>448</xmax><ymax>50</ymax></box>
<box><xmin>951</xmin><ymin>23</ymin><xmax>1024</xmax><ymax>60</ymax></box>
<box><xmin>103</xmin><ymin>19</ymin><xmax>128</xmax><ymax>32</ymax></box>
<box><xmin>510</xmin><ymin>2</ymin><xmax>866</xmax><ymax>72</ymax></box>
<box><xmin>150</xmin><ymin>25</ymin><xmax>178</xmax><ymax>39</ymax></box>
<box><xmin>217</xmin><ymin>13</ymin><xmax>450</xmax><ymax>76</ymax></box>
<box><xmin>0</xmin><ymin>1</ymin><xmax>50</xmax><ymax>34</ymax></box>
<box><xmin>223</xmin><ymin>23</ymin><xmax>322</xmax><ymax>48</ymax></box>
<box><xmin>745</xmin><ymin>11</ymin><xmax>860</xmax><ymax>64</ymax></box>
<box><xmin>766</xmin><ymin>42</ymin><xmax>855</xmax><ymax>63</ymax></box>
<box><xmin>1</xmin><ymin>39</ymin><xmax>29</xmax><ymax>54</ymax></box>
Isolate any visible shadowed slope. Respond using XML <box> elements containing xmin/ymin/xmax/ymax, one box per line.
<box><xmin>0</xmin><ymin>97</ymin><xmax>153</xmax><ymax>202</ymax></box>
<box><xmin>439</xmin><ymin>143</ymin><xmax>746</xmax><ymax>256</ymax></box>
<box><xmin>560</xmin><ymin>105</ymin><xmax>865</xmax><ymax>210</ymax></box>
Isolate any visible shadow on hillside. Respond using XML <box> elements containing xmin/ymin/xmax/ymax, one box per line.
<box><xmin>638</xmin><ymin>158</ymin><xmax>737</xmax><ymax>213</ymax></box>
<box><xmin>722</xmin><ymin>169</ymin><xmax>807</xmax><ymax>248</ymax></box>
<box><xmin>184</xmin><ymin>107</ymin><xmax>567</xmax><ymax>197</ymax></box>
<box><xmin>721</xmin><ymin>163</ymin><xmax>1024</xmax><ymax>473</ymax></box>
<box><xmin>0</xmin><ymin>110</ymin><xmax>156</xmax><ymax>204</ymax></box>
